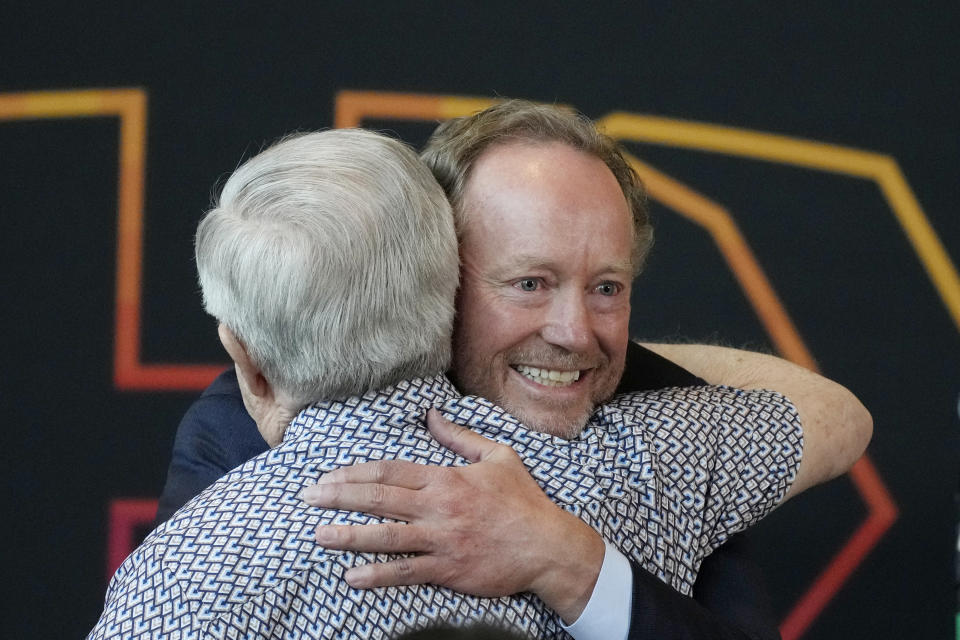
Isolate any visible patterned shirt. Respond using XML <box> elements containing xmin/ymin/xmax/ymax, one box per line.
<box><xmin>89</xmin><ymin>374</ymin><xmax>801</xmax><ymax>639</ymax></box>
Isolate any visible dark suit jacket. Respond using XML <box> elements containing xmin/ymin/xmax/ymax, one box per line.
<box><xmin>156</xmin><ymin>343</ymin><xmax>780</xmax><ymax>639</ymax></box>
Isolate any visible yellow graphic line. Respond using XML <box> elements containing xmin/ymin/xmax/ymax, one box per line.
<box><xmin>336</xmin><ymin>91</ymin><xmax>497</xmax><ymax>129</ymax></box>
<box><xmin>335</xmin><ymin>91</ymin><xmax>442</xmax><ymax>128</ymax></box>
<box><xmin>439</xmin><ymin>96</ymin><xmax>501</xmax><ymax>119</ymax></box>
<box><xmin>600</xmin><ymin>113</ymin><xmax>960</xmax><ymax>333</ymax></box>
<box><xmin>0</xmin><ymin>87</ymin><xmax>149</xmax><ymax>379</ymax></box>
<box><xmin>336</xmin><ymin>90</ymin><xmax>560</xmax><ymax>129</ymax></box>
<box><xmin>601</xmin><ymin>113</ymin><xmax>887</xmax><ymax>176</ymax></box>
<box><xmin>875</xmin><ymin>159</ymin><xmax>960</xmax><ymax>331</ymax></box>
<box><xmin>439</xmin><ymin>96</ymin><xmax>571</xmax><ymax>119</ymax></box>
<box><xmin>0</xmin><ymin>88</ymin><xmax>140</xmax><ymax>119</ymax></box>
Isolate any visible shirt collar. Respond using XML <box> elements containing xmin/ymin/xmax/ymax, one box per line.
<box><xmin>283</xmin><ymin>373</ymin><xmax>460</xmax><ymax>442</ymax></box>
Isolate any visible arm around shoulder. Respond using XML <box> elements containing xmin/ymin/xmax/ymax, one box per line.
<box><xmin>639</xmin><ymin>342</ymin><xmax>873</xmax><ymax>499</ymax></box>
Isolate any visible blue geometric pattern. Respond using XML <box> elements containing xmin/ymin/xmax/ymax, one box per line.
<box><xmin>89</xmin><ymin>375</ymin><xmax>801</xmax><ymax>639</ymax></box>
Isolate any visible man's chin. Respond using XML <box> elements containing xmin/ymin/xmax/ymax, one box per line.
<box><xmin>504</xmin><ymin>402</ymin><xmax>594</xmax><ymax>440</ymax></box>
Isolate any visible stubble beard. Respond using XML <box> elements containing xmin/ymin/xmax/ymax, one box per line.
<box><xmin>452</xmin><ymin>344</ymin><xmax>622</xmax><ymax>441</ymax></box>
<box><xmin>506</xmin><ymin>401</ymin><xmax>596</xmax><ymax>441</ymax></box>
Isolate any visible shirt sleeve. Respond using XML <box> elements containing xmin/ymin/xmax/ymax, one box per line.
<box><xmin>562</xmin><ymin>541</ymin><xmax>632</xmax><ymax>640</ymax></box>
<box><xmin>703</xmin><ymin>386</ymin><xmax>803</xmax><ymax>549</ymax></box>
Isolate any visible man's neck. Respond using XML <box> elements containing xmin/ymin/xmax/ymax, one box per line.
<box><xmin>284</xmin><ymin>373</ymin><xmax>459</xmax><ymax>442</ymax></box>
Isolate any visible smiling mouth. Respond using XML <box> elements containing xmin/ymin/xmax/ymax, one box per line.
<box><xmin>513</xmin><ymin>364</ymin><xmax>582</xmax><ymax>387</ymax></box>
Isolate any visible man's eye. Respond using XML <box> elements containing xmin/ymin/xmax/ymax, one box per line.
<box><xmin>516</xmin><ymin>278</ymin><xmax>540</xmax><ymax>292</ymax></box>
<box><xmin>596</xmin><ymin>282</ymin><xmax>621</xmax><ymax>296</ymax></box>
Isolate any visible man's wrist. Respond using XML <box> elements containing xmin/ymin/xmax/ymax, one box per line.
<box><xmin>530</xmin><ymin>511</ymin><xmax>606</xmax><ymax>623</ymax></box>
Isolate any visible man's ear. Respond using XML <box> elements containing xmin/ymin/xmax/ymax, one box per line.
<box><xmin>217</xmin><ymin>324</ymin><xmax>269</xmax><ymax>399</ymax></box>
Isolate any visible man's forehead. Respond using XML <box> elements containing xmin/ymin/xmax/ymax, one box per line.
<box><xmin>456</xmin><ymin>138</ymin><xmax>636</xmax><ymax>268</ymax></box>
<box><xmin>469</xmin><ymin>139</ymin><xmax>583</xmax><ymax>180</ymax></box>
<box><xmin>463</xmin><ymin>143</ymin><xmax>621</xmax><ymax>207</ymax></box>
<box><xmin>493</xmin><ymin>252</ymin><xmax>635</xmax><ymax>277</ymax></box>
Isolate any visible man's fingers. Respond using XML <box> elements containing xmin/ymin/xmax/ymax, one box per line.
<box><xmin>315</xmin><ymin>523</ymin><xmax>427</xmax><ymax>553</ymax></box>
<box><xmin>344</xmin><ymin>555</ymin><xmax>445</xmax><ymax>590</ymax></box>
<box><xmin>314</xmin><ymin>459</ymin><xmax>435</xmax><ymax>489</ymax></box>
<box><xmin>426</xmin><ymin>408</ymin><xmax>500</xmax><ymax>463</ymax></box>
<box><xmin>301</xmin><ymin>482</ymin><xmax>421</xmax><ymax>520</ymax></box>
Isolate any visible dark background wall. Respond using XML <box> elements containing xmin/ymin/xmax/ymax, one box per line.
<box><xmin>2</xmin><ymin>3</ymin><xmax>957</xmax><ymax>638</ymax></box>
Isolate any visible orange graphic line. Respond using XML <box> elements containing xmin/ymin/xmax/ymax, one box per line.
<box><xmin>112</xmin><ymin>90</ymin><xmax>147</xmax><ymax>387</ymax></box>
<box><xmin>625</xmin><ymin>153</ymin><xmax>816</xmax><ymax>370</ymax></box>
<box><xmin>0</xmin><ymin>88</ymin><xmax>225</xmax><ymax>390</ymax></box>
<box><xmin>641</xmin><ymin>161</ymin><xmax>896</xmax><ymax>634</ymax></box>
<box><xmin>634</xmin><ymin>155</ymin><xmax>897</xmax><ymax>638</ymax></box>
<box><xmin>779</xmin><ymin>456</ymin><xmax>898</xmax><ymax>639</ymax></box>
<box><xmin>603</xmin><ymin>115</ymin><xmax>901</xmax><ymax>638</ymax></box>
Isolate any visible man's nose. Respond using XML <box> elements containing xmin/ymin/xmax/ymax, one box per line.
<box><xmin>540</xmin><ymin>291</ymin><xmax>593</xmax><ymax>353</ymax></box>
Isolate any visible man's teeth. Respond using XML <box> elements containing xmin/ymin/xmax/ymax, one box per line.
<box><xmin>515</xmin><ymin>365</ymin><xmax>581</xmax><ymax>386</ymax></box>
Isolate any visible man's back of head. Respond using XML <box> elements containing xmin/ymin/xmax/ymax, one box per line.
<box><xmin>195</xmin><ymin>129</ymin><xmax>459</xmax><ymax>406</ymax></box>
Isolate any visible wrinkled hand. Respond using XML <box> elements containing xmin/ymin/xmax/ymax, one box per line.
<box><xmin>300</xmin><ymin>409</ymin><xmax>604</xmax><ymax>622</ymax></box>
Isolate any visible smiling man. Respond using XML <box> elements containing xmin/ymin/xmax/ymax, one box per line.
<box><xmin>450</xmin><ymin>141</ymin><xmax>638</xmax><ymax>439</ymax></box>
<box><xmin>302</xmin><ymin>102</ymin><xmax>872</xmax><ymax>639</ymax></box>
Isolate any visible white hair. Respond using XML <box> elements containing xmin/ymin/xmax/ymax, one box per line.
<box><xmin>196</xmin><ymin>129</ymin><xmax>459</xmax><ymax>404</ymax></box>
